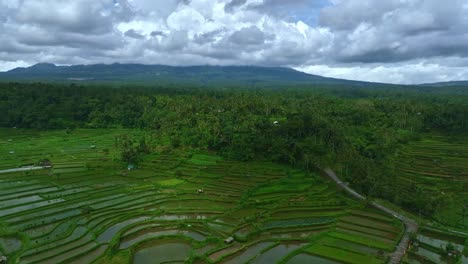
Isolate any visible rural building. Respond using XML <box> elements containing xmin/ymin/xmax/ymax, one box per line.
<box><xmin>197</xmin><ymin>189</ymin><xmax>204</xmax><ymax>194</ymax></box>
<box><xmin>224</xmin><ymin>237</ymin><xmax>234</xmax><ymax>244</ymax></box>
<box><xmin>0</xmin><ymin>256</ymin><xmax>7</xmax><ymax>263</ymax></box>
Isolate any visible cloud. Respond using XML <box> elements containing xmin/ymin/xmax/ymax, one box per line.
<box><xmin>229</xmin><ymin>26</ymin><xmax>269</xmax><ymax>46</ymax></box>
<box><xmin>125</xmin><ymin>29</ymin><xmax>145</xmax><ymax>39</ymax></box>
<box><xmin>16</xmin><ymin>0</ymin><xmax>133</xmax><ymax>34</ymax></box>
<box><xmin>224</xmin><ymin>0</ymin><xmax>246</xmax><ymax>12</ymax></box>
<box><xmin>320</xmin><ymin>0</ymin><xmax>468</xmax><ymax>63</ymax></box>
<box><xmin>0</xmin><ymin>0</ymin><xmax>467</xmax><ymax>84</ymax></box>
<box><xmin>298</xmin><ymin>59</ymin><xmax>468</xmax><ymax>85</ymax></box>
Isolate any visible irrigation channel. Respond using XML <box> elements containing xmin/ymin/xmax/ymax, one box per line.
<box><xmin>323</xmin><ymin>168</ymin><xmax>419</xmax><ymax>264</ymax></box>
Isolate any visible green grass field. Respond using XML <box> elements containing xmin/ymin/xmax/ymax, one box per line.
<box><xmin>0</xmin><ymin>129</ymin><xmax>445</xmax><ymax>264</ymax></box>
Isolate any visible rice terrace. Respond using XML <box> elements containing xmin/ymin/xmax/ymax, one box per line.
<box><xmin>0</xmin><ymin>122</ymin><xmax>467</xmax><ymax>263</ymax></box>
<box><xmin>0</xmin><ymin>129</ymin><xmax>405</xmax><ymax>264</ymax></box>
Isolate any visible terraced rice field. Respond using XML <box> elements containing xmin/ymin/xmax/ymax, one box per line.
<box><xmin>403</xmin><ymin>228</ymin><xmax>467</xmax><ymax>264</ymax></box>
<box><xmin>0</xmin><ymin>129</ymin><xmax>404</xmax><ymax>263</ymax></box>
<box><xmin>394</xmin><ymin>135</ymin><xmax>468</xmax><ymax>228</ymax></box>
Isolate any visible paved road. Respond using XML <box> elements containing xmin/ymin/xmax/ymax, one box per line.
<box><xmin>0</xmin><ymin>166</ymin><xmax>46</xmax><ymax>174</ymax></box>
<box><xmin>323</xmin><ymin>168</ymin><xmax>418</xmax><ymax>264</ymax></box>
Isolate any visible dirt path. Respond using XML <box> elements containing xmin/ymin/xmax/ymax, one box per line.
<box><xmin>0</xmin><ymin>166</ymin><xmax>46</xmax><ymax>174</ymax></box>
<box><xmin>323</xmin><ymin>168</ymin><xmax>418</xmax><ymax>264</ymax></box>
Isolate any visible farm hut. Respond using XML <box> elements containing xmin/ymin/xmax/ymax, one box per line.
<box><xmin>90</xmin><ymin>145</ymin><xmax>96</xmax><ymax>149</ymax></box>
<box><xmin>9</xmin><ymin>151</ymin><xmax>14</xmax><ymax>154</ymax></box>
<box><xmin>197</xmin><ymin>189</ymin><xmax>204</xmax><ymax>194</ymax></box>
<box><xmin>0</xmin><ymin>256</ymin><xmax>7</xmax><ymax>263</ymax></box>
<box><xmin>224</xmin><ymin>237</ymin><xmax>234</xmax><ymax>244</ymax></box>
<box><xmin>128</xmin><ymin>164</ymin><xmax>136</xmax><ymax>171</ymax></box>
<box><xmin>273</xmin><ymin>121</ymin><xmax>279</xmax><ymax>126</ymax></box>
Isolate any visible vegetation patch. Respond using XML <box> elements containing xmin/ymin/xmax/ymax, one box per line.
<box><xmin>305</xmin><ymin>243</ymin><xmax>382</xmax><ymax>264</ymax></box>
<box><xmin>156</xmin><ymin>179</ymin><xmax>185</xmax><ymax>187</ymax></box>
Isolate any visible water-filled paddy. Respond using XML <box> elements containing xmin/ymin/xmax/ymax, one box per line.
<box><xmin>287</xmin><ymin>253</ymin><xmax>341</xmax><ymax>264</ymax></box>
<box><xmin>97</xmin><ymin>216</ymin><xmax>150</xmax><ymax>243</ymax></box>
<box><xmin>120</xmin><ymin>230</ymin><xmax>205</xmax><ymax>249</ymax></box>
<box><xmin>0</xmin><ymin>195</ymin><xmax>43</xmax><ymax>207</ymax></box>
<box><xmin>0</xmin><ymin>237</ymin><xmax>21</xmax><ymax>254</ymax></box>
<box><xmin>133</xmin><ymin>241</ymin><xmax>191</xmax><ymax>264</ymax></box>
<box><xmin>223</xmin><ymin>241</ymin><xmax>274</xmax><ymax>264</ymax></box>
<box><xmin>250</xmin><ymin>243</ymin><xmax>306</xmax><ymax>264</ymax></box>
<box><xmin>417</xmin><ymin>233</ymin><xmax>464</xmax><ymax>251</ymax></box>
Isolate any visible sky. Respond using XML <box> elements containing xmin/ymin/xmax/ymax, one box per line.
<box><xmin>0</xmin><ymin>0</ymin><xmax>468</xmax><ymax>84</ymax></box>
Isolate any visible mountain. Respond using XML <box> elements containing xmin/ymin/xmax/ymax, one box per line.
<box><xmin>419</xmin><ymin>81</ymin><xmax>468</xmax><ymax>87</ymax></box>
<box><xmin>0</xmin><ymin>63</ymin><xmax>383</xmax><ymax>88</ymax></box>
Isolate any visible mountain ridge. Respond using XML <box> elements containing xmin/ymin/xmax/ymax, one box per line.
<box><xmin>0</xmin><ymin>63</ymin><xmax>387</xmax><ymax>88</ymax></box>
<box><xmin>1</xmin><ymin>63</ymin><xmax>467</xmax><ymax>88</ymax></box>
<box><xmin>418</xmin><ymin>80</ymin><xmax>468</xmax><ymax>87</ymax></box>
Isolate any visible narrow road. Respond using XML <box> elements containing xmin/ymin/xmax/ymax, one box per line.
<box><xmin>323</xmin><ymin>168</ymin><xmax>418</xmax><ymax>264</ymax></box>
<box><xmin>0</xmin><ymin>166</ymin><xmax>47</xmax><ymax>174</ymax></box>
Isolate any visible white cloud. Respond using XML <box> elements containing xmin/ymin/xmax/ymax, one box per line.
<box><xmin>298</xmin><ymin>60</ymin><xmax>468</xmax><ymax>84</ymax></box>
<box><xmin>0</xmin><ymin>60</ymin><xmax>30</xmax><ymax>72</ymax></box>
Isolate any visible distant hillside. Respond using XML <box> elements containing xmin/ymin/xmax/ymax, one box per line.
<box><xmin>419</xmin><ymin>81</ymin><xmax>468</xmax><ymax>87</ymax></box>
<box><xmin>0</xmin><ymin>63</ymin><xmax>381</xmax><ymax>88</ymax></box>
<box><xmin>2</xmin><ymin>63</ymin><xmax>468</xmax><ymax>94</ymax></box>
